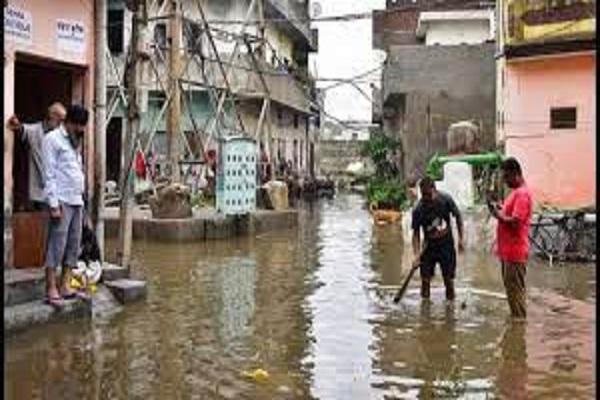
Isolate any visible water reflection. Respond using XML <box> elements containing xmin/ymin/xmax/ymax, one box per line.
<box><xmin>213</xmin><ymin>257</ymin><xmax>256</xmax><ymax>345</ymax></box>
<box><xmin>496</xmin><ymin>322</ymin><xmax>528</xmax><ymax>399</ymax></box>
<box><xmin>4</xmin><ymin>194</ymin><xmax>595</xmax><ymax>400</ymax></box>
<box><xmin>305</xmin><ymin>197</ymin><xmax>376</xmax><ymax>399</ymax></box>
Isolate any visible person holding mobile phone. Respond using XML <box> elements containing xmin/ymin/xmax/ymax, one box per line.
<box><xmin>489</xmin><ymin>157</ymin><xmax>533</xmax><ymax>320</ymax></box>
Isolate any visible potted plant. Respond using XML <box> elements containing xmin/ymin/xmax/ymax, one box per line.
<box><xmin>361</xmin><ymin>131</ymin><xmax>408</xmax><ymax>224</ymax></box>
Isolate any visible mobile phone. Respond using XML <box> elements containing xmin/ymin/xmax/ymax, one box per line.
<box><xmin>486</xmin><ymin>198</ymin><xmax>495</xmax><ymax>213</ymax></box>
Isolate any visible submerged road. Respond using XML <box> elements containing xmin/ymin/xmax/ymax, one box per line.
<box><xmin>5</xmin><ymin>194</ymin><xmax>596</xmax><ymax>399</ymax></box>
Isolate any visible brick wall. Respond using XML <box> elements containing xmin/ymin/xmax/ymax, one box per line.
<box><xmin>382</xmin><ymin>43</ymin><xmax>496</xmax><ymax>177</ymax></box>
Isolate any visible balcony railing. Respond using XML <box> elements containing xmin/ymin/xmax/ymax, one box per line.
<box><xmin>505</xmin><ymin>0</ymin><xmax>596</xmax><ymax>45</ymax></box>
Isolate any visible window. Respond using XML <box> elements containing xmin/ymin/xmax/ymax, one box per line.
<box><xmin>550</xmin><ymin>107</ymin><xmax>577</xmax><ymax>130</ymax></box>
<box><xmin>293</xmin><ymin>139</ymin><xmax>298</xmax><ymax>167</ymax></box>
<box><xmin>108</xmin><ymin>9</ymin><xmax>124</xmax><ymax>54</ymax></box>
<box><xmin>154</xmin><ymin>23</ymin><xmax>167</xmax><ymax>49</ymax></box>
<box><xmin>183</xmin><ymin>18</ymin><xmax>202</xmax><ymax>54</ymax></box>
<box><xmin>293</xmin><ymin>114</ymin><xmax>299</xmax><ymax>129</ymax></box>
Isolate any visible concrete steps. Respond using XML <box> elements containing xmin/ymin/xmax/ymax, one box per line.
<box><xmin>104</xmin><ymin>279</ymin><xmax>147</xmax><ymax>304</ymax></box>
<box><xmin>4</xmin><ymin>268</ymin><xmax>46</xmax><ymax>307</ymax></box>
<box><xmin>4</xmin><ymin>264</ymin><xmax>145</xmax><ymax>334</ymax></box>
<box><xmin>101</xmin><ymin>263</ymin><xmax>130</xmax><ymax>282</ymax></box>
<box><xmin>4</xmin><ymin>268</ymin><xmax>92</xmax><ymax>334</ymax></box>
<box><xmin>5</xmin><ymin>296</ymin><xmax>92</xmax><ymax>334</ymax></box>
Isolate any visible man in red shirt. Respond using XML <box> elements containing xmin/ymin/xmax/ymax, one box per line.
<box><xmin>488</xmin><ymin>157</ymin><xmax>533</xmax><ymax>319</ymax></box>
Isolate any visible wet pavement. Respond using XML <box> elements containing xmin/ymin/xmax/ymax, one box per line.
<box><xmin>5</xmin><ymin>194</ymin><xmax>596</xmax><ymax>399</ymax></box>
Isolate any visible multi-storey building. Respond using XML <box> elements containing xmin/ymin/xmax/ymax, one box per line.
<box><xmin>372</xmin><ymin>0</ymin><xmax>497</xmax><ymax>179</ymax></box>
<box><xmin>496</xmin><ymin>0</ymin><xmax>596</xmax><ymax>208</ymax></box>
<box><xmin>106</xmin><ymin>0</ymin><xmax>320</xmax><ymax>181</ymax></box>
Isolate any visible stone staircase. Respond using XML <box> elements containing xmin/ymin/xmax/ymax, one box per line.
<box><xmin>5</xmin><ymin>264</ymin><xmax>147</xmax><ymax>335</ymax></box>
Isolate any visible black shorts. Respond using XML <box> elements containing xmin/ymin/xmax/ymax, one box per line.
<box><xmin>420</xmin><ymin>241</ymin><xmax>456</xmax><ymax>280</ymax></box>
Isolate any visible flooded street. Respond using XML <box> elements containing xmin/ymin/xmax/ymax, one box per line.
<box><xmin>5</xmin><ymin>194</ymin><xmax>595</xmax><ymax>399</ymax></box>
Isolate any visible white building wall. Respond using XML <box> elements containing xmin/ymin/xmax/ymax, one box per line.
<box><xmin>192</xmin><ymin>0</ymin><xmax>260</xmax><ymax>54</ymax></box>
<box><xmin>334</xmin><ymin>129</ymin><xmax>370</xmax><ymax>141</ymax></box>
<box><xmin>238</xmin><ymin>103</ymin><xmax>310</xmax><ymax>174</ymax></box>
<box><xmin>425</xmin><ymin>19</ymin><xmax>491</xmax><ymax>45</ymax></box>
<box><xmin>273</xmin><ymin>107</ymin><xmax>309</xmax><ymax>173</ymax></box>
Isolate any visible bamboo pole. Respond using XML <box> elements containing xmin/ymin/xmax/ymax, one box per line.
<box><xmin>94</xmin><ymin>0</ymin><xmax>107</xmax><ymax>257</ymax></box>
<box><xmin>166</xmin><ymin>0</ymin><xmax>182</xmax><ymax>181</ymax></box>
<box><xmin>117</xmin><ymin>0</ymin><xmax>145</xmax><ymax>268</ymax></box>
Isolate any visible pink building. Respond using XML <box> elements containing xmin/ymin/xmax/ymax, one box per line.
<box><xmin>4</xmin><ymin>0</ymin><xmax>96</xmax><ymax>268</ymax></box>
<box><xmin>496</xmin><ymin>0</ymin><xmax>596</xmax><ymax>209</ymax></box>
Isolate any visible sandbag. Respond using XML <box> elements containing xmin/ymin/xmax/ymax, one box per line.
<box><xmin>447</xmin><ymin>121</ymin><xmax>479</xmax><ymax>155</ymax></box>
<box><xmin>264</xmin><ymin>180</ymin><xmax>289</xmax><ymax>210</ymax></box>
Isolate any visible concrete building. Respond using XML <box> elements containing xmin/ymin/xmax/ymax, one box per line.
<box><xmin>416</xmin><ymin>9</ymin><xmax>495</xmax><ymax>45</ymax></box>
<box><xmin>4</xmin><ymin>0</ymin><xmax>97</xmax><ymax>268</ymax></box>
<box><xmin>496</xmin><ymin>0</ymin><xmax>596</xmax><ymax>208</ymax></box>
<box><xmin>372</xmin><ymin>0</ymin><xmax>496</xmax><ymax>179</ymax></box>
<box><xmin>106</xmin><ymin>0</ymin><xmax>320</xmax><ymax>181</ymax></box>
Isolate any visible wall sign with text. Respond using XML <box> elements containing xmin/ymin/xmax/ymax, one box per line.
<box><xmin>4</xmin><ymin>5</ymin><xmax>32</xmax><ymax>45</ymax></box>
<box><xmin>57</xmin><ymin>19</ymin><xmax>86</xmax><ymax>54</ymax></box>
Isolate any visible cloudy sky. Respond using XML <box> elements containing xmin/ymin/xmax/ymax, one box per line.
<box><xmin>309</xmin><ymin>0</ymin><xmax>386</xmax><ymax>123</ymax></box>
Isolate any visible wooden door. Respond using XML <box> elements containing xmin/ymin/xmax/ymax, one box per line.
<box><xmin>13</xmin><ymin>212</ymin><xmax>49</xmax><ymax>268</ymax></box>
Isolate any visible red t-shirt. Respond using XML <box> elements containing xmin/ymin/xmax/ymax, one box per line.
<box><xmin>496</xmin><ymin>184</ymin><xmax>533</xmax><ymax>263</ymax></box>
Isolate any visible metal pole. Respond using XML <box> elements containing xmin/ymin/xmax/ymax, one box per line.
<box><xmin>94</xmin><ymin>0</ymin><xmax>107</xmax><ymax>257</ymax></box>
<box><xmin>117</xmin><ymin>0</ymin><xmax>145</xmax><ymax>268</ymax></box>
<box><xmin>167</xmin><ymin>0</ymin><xmax>182</xmax><ymax>181</ymax></box>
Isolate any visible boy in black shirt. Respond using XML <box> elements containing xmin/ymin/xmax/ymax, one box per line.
<box><xmin>411</xmin><ymin>177</ymin><xmax>464</xmax><ymax>300</ymax></box>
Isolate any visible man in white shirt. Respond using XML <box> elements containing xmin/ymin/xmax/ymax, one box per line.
<box><xmin>42</xmin><ymin>105</ymin><xmax>89</xmax><ymax>306</ymax></box>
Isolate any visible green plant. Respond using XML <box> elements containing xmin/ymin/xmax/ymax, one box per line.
<box><xmin>360</xmin><ymin>131</ymin><xmax>401</xmax><ymax>178</ymax></box>
<box><xmin>190</xmin><ymin>192</ymin><xmax>215</xmax><ymax>208</ymax></box>
<box><xmin>366</xmin><ymin>177</ymin><xmax>408</xmax><ymax>211</ymax></box>
<box><xmin>362</xmin><ymin>131</ymin><xmax>407</xmax><ymax>210</ymax></box>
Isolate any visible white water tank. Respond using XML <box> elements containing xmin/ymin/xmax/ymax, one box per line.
<box><xmin>435</xmin><ymin>161</ymin><xmax>474</xmax><ymax>211</ymax></box>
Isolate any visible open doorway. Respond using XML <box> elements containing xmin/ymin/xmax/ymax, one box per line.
<box><xmin>12</xmin><ymin>54</ymin><xmax>86</xmax><ymax>268</ymax></box>
<box><xmin>106</xmin><ymin>117</ymin><xmax>123</xmax><ymax>183</ymax></box>
<box><xmin>14</xmin><ymin>57</ymin><xmax>73</xmax><ymax>211</ymax></box>
<box><xmin>309</xmin><ymin>142</ymin><xmax>315</xmax><ymax>177</ymax></box>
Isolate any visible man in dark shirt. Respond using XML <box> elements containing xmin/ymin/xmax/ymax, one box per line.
<box><xmin>412</xmin><ymin>177</ymin><xmax>464</xmax><ymax>300</ymax></box>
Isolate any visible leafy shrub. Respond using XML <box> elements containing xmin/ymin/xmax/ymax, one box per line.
<box><xmin>360</xmin><ymin>131</ymin><xmax>401</xmax><ymax>178</ymax></box>
<box><xmin>366</xmin><ymin>177</ymin><xmax>408</xmax><ymax>211</ymax></box>
<box><xmin>362</xmin><ymin>131</ymin><xmax>407</xmax><ymax>210</ymax></box>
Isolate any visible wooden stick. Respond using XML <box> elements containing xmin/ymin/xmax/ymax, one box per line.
<box><xmin>393</xmin><ymin>244</ymin><xmax>428</xmax><ymax>303</ymax></box>
<box><xmin>393</xmin><ymin>260</ymin><xmax>421</xmax><ymax>303</ymax></box>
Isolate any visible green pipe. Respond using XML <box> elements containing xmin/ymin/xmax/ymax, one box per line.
<box><xmin>426</xmin><ymin>152</ymin><xmax>504</xmax><ymax>180</ymax></box>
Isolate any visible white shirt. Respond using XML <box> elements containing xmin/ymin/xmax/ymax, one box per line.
<box><xmin>42</xmin><ymin>126</ymin><xmax>85</xmax><ymax>208</ymax></box>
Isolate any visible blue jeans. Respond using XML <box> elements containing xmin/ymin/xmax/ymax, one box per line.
<box><xmin>45</xmin><ymin>203</ymin><xmax>83</xmax><ymax>269</ymax></box>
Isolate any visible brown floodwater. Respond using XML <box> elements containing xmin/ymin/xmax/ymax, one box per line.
<box><xmin>5</xmin><ymin>194</ymin><xmax>596</xmax><ymax>399</ymax></box>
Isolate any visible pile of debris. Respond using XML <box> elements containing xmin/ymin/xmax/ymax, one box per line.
<box><xmin>148</xmin><ymin>183</ymin><xmax>193</xmax><ymax>219</ymax></box>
